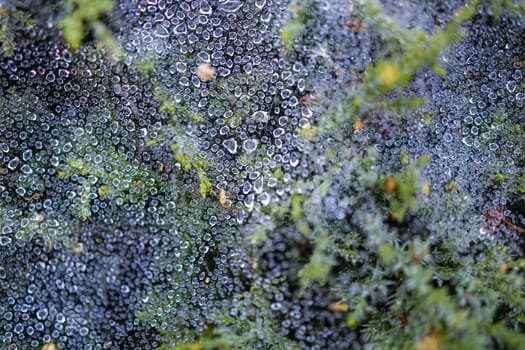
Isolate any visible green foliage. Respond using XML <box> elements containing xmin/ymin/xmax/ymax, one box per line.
<box><xmin>171</xmin><ymin>132</ymin><xmax>213</xmax><ymax>198</ymax></box>
<box><xmin>0</xmin><ymin>6</ymin><xmax>35</xmax><ymax>57</ymax></box>
<box><xmin>329</xmin><ymin>0</ymin><xmax>482</xmax><ymax>131</ymax></box>
<box><xmin>137</xmin><ymin>56</ymin><xmax>157</xmax><ymax>76</ymax></box>
<box><xmin>491</xmin><ymin>0</ymin><xmax>525</xmax><ymax>18</ymax></box>
<box><xmin>0</xmin><ymin>8</ymin><xmax>14</xmax><ymax>56</ymax></box>
<box><xmin>484</xmin><ymin>111</ymin><xmax>525</xmax><ymax>214</ymax></box>
<box><xmin>377</xmin><ymin>153</ymin><xmax>430</xmax><ymax>221</ymax></box>
<box><xmin>162</xmin><ymin>285</ymin><xmax>301</xmax><ymax>350</ymax></box>
<box><xmin>297</xmin><ymin>232</ymin><xmax>336</xmax><ymax>287</ymax></box>
<box><xmin>58</xmin><ymin>0</ymin><xmax>121</xmax><ymax>57</ymax></box>
<box><xmin>260</xmin><ymin>1</ymin><xmax>525</xmax><ymax>349</ymax></box>
<box><xmin>280</xmin><ymin>0</ymin><xmax>317</xmax><ymax>51</ymax></box>
<box><xmin>57</xmin><ymin>130</ymin><xmax>164</xmax><ymax>219</ymax></box>
<box><xmin>156</xmin><ymin>93</ymin><xmax>205</xmax><ymax>124</ymax></box>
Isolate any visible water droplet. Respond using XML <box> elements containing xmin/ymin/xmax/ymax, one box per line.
<box><xmin>273</xmin><ymin>128</ymin><xmax>285</xmax><ymax>138</ymax></box>
<box><xmin>461</xmin><ymin>136</ymin><xmax>473</xmax><ymax>147</ymax></box>
<box><xmin>0</xmin><ymin>236</ymin><xmax>12</xmax><ymax>246</ymax></box>
<box><xmin>15</xmin><ymin>187</ymin><xmax>26</xmax><ymax>196</ymax></box>
<box><xmin>252</xmin><ymin>110</ymin><xmax>269</xmax><ymax>123</ymax></box>
<box><xmin>176</xmin><ymin>62</ymin><xmax>187</xmax><ymax>73</ymax></box>
<box><xmin>242</xmin><ymin>139</ymin><xmax>258</xmax><ymax>153</ymax></box>
<box><xmin>242</xmin><ymin>182</ymin><xmax>252</xmax><ymax>194</ymax></box>
<box><xmin>199</xmin><ymin>0</ymin><xmax>212</xmax><ymax>14</ymax></box>
<box><xmin>254</xmin><ymin>177</ymin><xmax>263</xmax><ymax>194</ymax></box>
<box><xmin>244</xmin><ymin>193</ymin><xmax>254</xmax><ymax>210</ymax></box>
<box><xmin>7</xmin><ymin>157</ymin><xmax>20</xmax><ymax>170</ymax></box>
<box><xmin>173</xmin><ymin>23</ymin><xmax>187</xmax><ymax>34</ymax></box>
<box><xmin>56</xmin><ymin>313</ymin><xmax>66</xmax><ymax>323</ymax></box>
<box><xmin>20</xmin><ymin>164</ymin><xmax>32</xmax><ymax>174</ymax></box>
<box><xmin>46</xmin><ymin>72</ymin><xmax>55</xmax><ymax>82</ymax></box>
<box><xmin>259</xmin><ymin>192</ymin><xmax>271</xmax><ymax>206</ymax></box>
<box><xmin>22</xmin><ymin>149</ymin><xmax>33</xmax><ymax>161</ymax></box>
<box><xmin>506</xmin><ymin>80</ymin><xmax>516</xmax><ymax>93</ymax></box>
<box><xmin>218</xmin><ymin>0</ymin><xmax>243</xmax><ymax>13</ymax></box>
<box><xmin>270</xmin><ymin>302</ymin><xmax>282</xmax><ymax>310</ymax></box>
<box><xmin>255</xmin><ymin>0</ymin><xmax>267</xmax><ymax>9</ymax></box>
<box><xmin>155</xmin><ymin>25</ymin><xmax>169</xmax><ymax>38</ymax></box>
<box><xmin>36</xmin><ymin>308</ymin><xmax>48</xmax><ymax>320</ymax></box>
<box><xmin>222</xmin><ymin>138</ymin><xmax>238</xmax><ymax>154</ymax></box>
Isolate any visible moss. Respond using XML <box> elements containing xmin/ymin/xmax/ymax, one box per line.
<box><xmin>280</xmin><ymin>0</ymin><xmax>316</xmax><ymax>51</ymax></box>
<box><xmin>58</xmin><ymin>0</ymin><xmax>121</xmax><ymax>58</ymax></box>
<box><xmin>375</xmin><ymin>153</ymin><xmax>430</xmax><ymax>221</ymax></box>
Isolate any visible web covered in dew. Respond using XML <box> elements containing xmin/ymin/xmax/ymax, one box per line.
<box><xmin>0</xmin><ymin>0</ymin><xmax>524</xmax><ymax>349</ymax></box>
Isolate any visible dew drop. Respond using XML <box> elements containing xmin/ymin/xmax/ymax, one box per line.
<box><xmin>254</xmin><ymin>177</ymin><xmax>263</xmax><ymax>194</ymax></box>
<box><xmin>20</xmin><ymin>164</ymin><xmax>32</xmax><ymax>174</ymax></box>
<box><xmin>259</xmin><ymin>192</ymin><xmax>271</xmax><ymax>206</ymax></box>
<box><xmin>244</xmin><ymin>193</ymin><xmax>254</xmax><ymax>210</ymax></box>
<box><xmin>173</xmin><ymin>23</ymin><xmax>187</xmax><ymax>34</ymax></box>
<box><xmin>255</xmin><ymin>0</ymin><xmax>267</xmax><ymax>9</ymax></box>
<box><xmin>222</xmin><ymin>138</ymin><xmax>238</xmax><ymax>154</ymax></box>
<box><xmin>155</xmin><ymin>25</ymin><xmax>170</xmax><ymax>38</ymax></box>
<box><xmin>273</xmin><ymin>128</ymin><xmax>285</xmax><ymax>138</ymax></box>
<box><xmin>46</xmin><ymin>72</ymin><xmax>55</xmax><ymax>82</ymax></box>
<box><xmin>36</xmin><ymin>308</ymin><xmax>48</xmax><ymax>320</ymax></box>
<box><xmin>56</xmin><ymin>313</ymin><xmax>66</xmax><ymax>323</ymax></box>
<box><xmin>506</xmin><ymin>80</ymin><xmax>516</xmax><ymax>93</ymax></box>
<box><xmin>7</xmin><ymin>157</ymin><xmax>20</xmax><ymax>170</ymax></box>
<box><xmin>242</xmin><ymin>139</ymin><xmax>259</xmax><ymax>153</ymax></box>
<box><xmin>461</xmin><ymin>136</ymin><xmax>473</xmax><ymax>147</ymax></box>
<box><xmin>0</xmin><ymin>236</ymin><xmax>12</xmax><ymax>246</ymax></box>
<box><xmin>218</xmin><ymin>0</ymin><xmax>243</xmax><ymax>13</ymax></box>
<box><xmin>252</xmin><ymin>110</ymin><xmax>269</xmax><ymax>123</ymax></box>
<box><xmin>199</xmin><ymin>0</ymin><xmax>212</xmax><ymax>14</ymax></box>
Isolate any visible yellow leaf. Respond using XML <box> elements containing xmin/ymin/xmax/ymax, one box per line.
<box><xmin>188</xmin><ymin>342</ymin><xmax>202</xmax><ymax>350</ymax></box>
<box><xmin>353</xmin><ymin>118</ymin><xmax>363</xmax><ymax>131</ymax></box>
<box><xmin>384</xmin><ymin>176</ymin><xmax>395</xmax><ymax>194</ymax></box>
<box><xmin>422</xmin><ymin>181</ymin><xmax>430</xmax><ymax>196</ymax></box>
<box><xmin>329</xmin><ymin>302</ymin><xmax>349</xmax><ymax>312</ymax></box>
<box><xmin>415</xmin><ymin>333</ymin><xmax>443</xmax><ymax>350</ymax></box>
<box><xmin>42</xmin><ymin>343</ymin><xmax>57</xmax><ymax>350</ymax></box>
<box><xmin>219</xmin><ymin>188</ymin><xmax>231</xmax><ymax>208</ymax></box>
<box><xmin>377</xmin><ymin>61</ymin><xmax>401</xmax><ymax>88</ymax></box>
<box><xmin>97</xmin><ymin>185</ymin><xmax>109</xmax><ymax>196</ymax></box>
